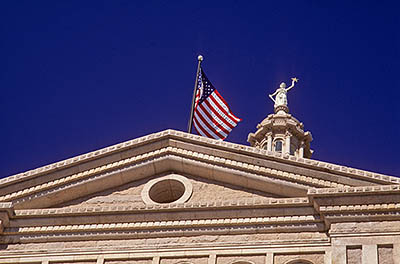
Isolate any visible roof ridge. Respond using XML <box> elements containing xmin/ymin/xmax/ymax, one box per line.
<box><xmin>1</xmin><ymin>129</ymin><xmax>399</xmax><ymax>188</ymax></box>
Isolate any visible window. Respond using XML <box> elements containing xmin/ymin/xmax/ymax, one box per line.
<box><xmin>275</xmin><ymin>140</ymin><xmax>283</xmax><ymax>152</ymax></box>
<box><xmin>290</xmin><ymin>143</ymin><xmax>296</xmax><ymax>155</ymax></box>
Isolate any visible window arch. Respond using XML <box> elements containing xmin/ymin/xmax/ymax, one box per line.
<box><xmin>260</xmin><ymin>139</ymin><xmax>269</xmax><ymax>151</ymax></box>
<box><xmin>285</xmin><ymin>259</ymin><xmax>314</xmax><ymax>264</ymax></box>
<box><xmin>230</xmin><ymin>261</ymin><xmax>255</xmax><ymax>264</ymax></box>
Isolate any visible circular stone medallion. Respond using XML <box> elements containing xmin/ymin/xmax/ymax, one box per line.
<box><xmin>141</xmin><ymin>174</ymin><xmax>193</xmax><ymax>205</ymax></box>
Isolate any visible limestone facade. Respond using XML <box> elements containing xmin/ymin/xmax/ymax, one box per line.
<box><xmin>1</xmin><ymin>129</ymin><xmax>399</xmax><ymax>264</ymax></box>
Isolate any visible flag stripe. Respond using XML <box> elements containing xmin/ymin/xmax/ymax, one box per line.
<box><xmin>199</xmin><ymin>101</ymin><xmax>231</xmax><ymax>134</ymax></box>
<box><xmin>193</xmin><ymin>119</ymin><xmax>211</xmax><ymax>139</ymax></box>
<box><xmin>203</xmin><ymin>98</ymin><xmax>235</xmax><ymax>130</ymax></box>
<box><xmin>193</xmin><ymin>116</ymin><xmax>223</xmax><ymax>139</ymax></box>
<box><xmin>194</xmin><ymin>110</ymin><xmax>226</xmax><ymax>139</ymax></box>
<box><xmin>193</xmin><ymin>117</ymin><xmax>212</xmax><ymax>138</ymax></box>
<box><xmin>213</xmin><ymin>91</ymin><xmax>241</xmax><ymax>122</ymax></box>
<box><xmin>208</xmin><ymin>94</ymin><xmax>238</xmax><ymax>127</ymax></box>
<box><xmin>194</xmin><ymin>95</ymin><xmax>239</xmax><ymax>139</ymax></box>
<box><xmin>196</xmin><ymin>106</ymin><xmax>229</xmax><ymax>137</ymax></box>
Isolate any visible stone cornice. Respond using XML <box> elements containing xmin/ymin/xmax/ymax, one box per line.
<box><xmin>5</xmin><ymin>215</ymin><xmax>321</xmax><ymax>235</ymax></box>
<box><xmin>0</xmin><ymin>146</ymin><xmax>351</xmax><ymax>207</ymax></box>
<box><xmin>1</xmin><ymin>129</ymin><xmax>399</xmax><ymax>190</ymax></box>
<box><xmin>309</xmin><ymin>185</ymin><xmax>400</xmax><ymax>230</ymax></box>
<box><xmin>0</xmin><ymin>197</ymin><xmax>325</xmax><ymax>245</ymax></box>
<box><xmin>1</xmin><ymin>185</ymin><xmax>400</xmax><ymax>245</ymax></box>
<box><xmin>13</xmin><ymin>197</ymin><xmax>310</xmax><ymax>217</ymax></box>
<box><xmin>321</xmin><ymin>205</ymin><xmax>400</xmax><ymax>223</ymax></box>
<box><xmin>0</xmin><ymin>196</ymin><xmax>325</xmax><ymax>245</ymax></box>
<box><xmin>320</xmin><ymin>203</ymin><xmax>400</xmax><ymax>213</ymax></box>
<box><xmin>324</xmin><ymin>211</ymin><xmax>400</xmax><ymax>221</ymax></box>
<box><xmin>308</xmin><ymin>185</ymin><xmax>400</xmax><ymax>197</ymax></box>
<box><xmin>2</xmin><ymin>222</ymin><xmax>325</xmax><ymax>244</ymax></box>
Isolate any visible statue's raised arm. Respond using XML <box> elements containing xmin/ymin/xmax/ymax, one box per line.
<box><xmin>286</xmin><ymin>77</ymin><xmax>299</xmax><ymax>92</ymax></box>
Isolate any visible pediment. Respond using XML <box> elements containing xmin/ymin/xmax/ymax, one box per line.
<box><xmin>55</xmin><ymin>173</ymin><xmax>281</xmax><ymax>209</ymax></box>
<box><xmin>0</xmin><ymin>129</ymin><xmax>399</xmax><ymax>210</ymax></box>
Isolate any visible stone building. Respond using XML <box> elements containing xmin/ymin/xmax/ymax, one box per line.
<box><xmin>1</xmin><ymin>91</ymin><xmax>400</xmax><ymax>264</ymax></box>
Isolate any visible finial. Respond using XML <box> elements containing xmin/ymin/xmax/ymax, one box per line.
<box><xmin>198</xmin><ymin>55</ymin><xmax>203</xmax><ymax>61</ymax></box>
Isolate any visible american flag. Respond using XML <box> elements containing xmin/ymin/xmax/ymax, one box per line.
<box><xmin>192</xmin><ymin>68</ymin><xmax>241</xmax><ymax>140</ymax></box>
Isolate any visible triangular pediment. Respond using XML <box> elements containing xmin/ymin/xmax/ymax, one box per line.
<box><xmin>55</xmin><ymin>173</ymin><xmax>281</xmax><ymax>209</ymax></box>
<box><xmin>0</xmin><ymin>129</ymin><xmax>398</xmax><ymax>210</ymax></box>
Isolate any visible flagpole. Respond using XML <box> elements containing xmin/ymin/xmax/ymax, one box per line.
<box><xmin>187</xmin><ymin>55</ymin><xmax>203</xmax><ymax>133</ymax></box>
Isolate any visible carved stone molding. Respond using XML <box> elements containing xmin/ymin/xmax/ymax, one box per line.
<box><xmin>0</xmin><ymin>147</ymin><xmax>351</xmax><ymax>208</ymax></box>
<box><xmin>1</xmin><ymin>129</ymin><xmax>398</xmax><ymax>191</ymax></box>
<box><xmin>2</xmin><ymin>222</ymin><xmax>325</xmax><ymax>244</ymax></box>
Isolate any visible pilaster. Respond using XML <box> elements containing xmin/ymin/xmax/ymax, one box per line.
<box><xmin>299</xmin><ymin>141</ymin><xmax>304</xmax><ymax>157</ymax></box>
<box><xmin>285</xmin><ymin>132</ymin><xmax>291</xmax><ymax>154</ymax></box>
<box><xmin>265</xmin><ymin>253</ymin><xmax>273</xmax><ymax>264</ymax></box>
<box><xmin>362</xmin><ymin>245</ymin><xmax>378</xmax><ymax>264</ymax></box>
<box><xmin>267</xmin><ymin>133</ymin><xmax>272</xmax><ymax>151</ymax></box>
<box><xmin>331</xmin><ymin>245</ymin><xmax>346</xmax><ymax>264</ymax></box>
<box><xmin>394</xmin><ymin>244</ymin><xmax>400</xmax><ymax>264</ymax></box>
<box><xmin>208</xmin><ymin>254</ymin><xmax>216</xmax><ymax>264</ymax></box>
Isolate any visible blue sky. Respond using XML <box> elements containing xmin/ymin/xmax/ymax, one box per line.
<box><xmin>1</xmin><ymin>1</ymin><xmax>399</xmax><ymax>178</ymax></box>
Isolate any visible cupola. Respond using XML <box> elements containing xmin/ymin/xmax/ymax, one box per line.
<box><xmin>247</xmin><ymin>78</ymin><xmax>313</xmax><ymax>158</ymax></box>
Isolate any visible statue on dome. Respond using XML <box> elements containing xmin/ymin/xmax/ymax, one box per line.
<box><xmin>269</xmin><ymin>77</ymin><xmax>298</xmax><ymax>108</ymax></box>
